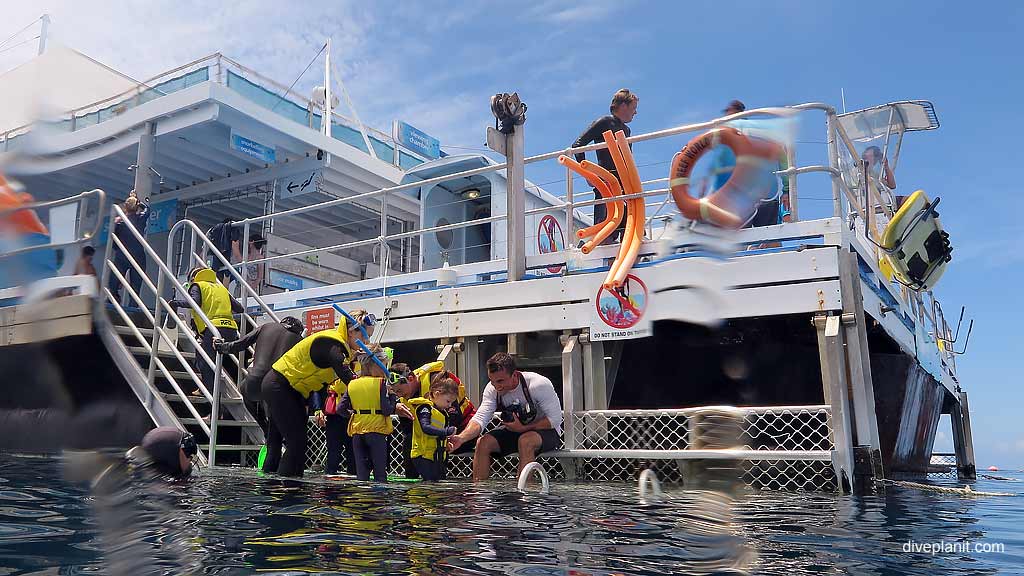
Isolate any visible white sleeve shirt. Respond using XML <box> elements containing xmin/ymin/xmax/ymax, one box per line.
<box><xmin>470</xmin><ymin>371</ymin><xmax>563</xmax><ymax>435</ymax></box>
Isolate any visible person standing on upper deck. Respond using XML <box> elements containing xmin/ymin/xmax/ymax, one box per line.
<box><xmin>571</xmin><ymin>89</ymin><xmax>639</xmax><ymax>244</ymax></box>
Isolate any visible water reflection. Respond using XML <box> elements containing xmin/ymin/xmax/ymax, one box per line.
<box><xmin>0</xmin><ymin>455</ymin><xmax>1020</xmax><ymax>575</ymax></box>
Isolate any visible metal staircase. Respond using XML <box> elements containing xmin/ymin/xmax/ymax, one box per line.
<box><xmin>98</xmin><ymin>203</ymin><xmax>281</xmax><ymax>466</ymax></box>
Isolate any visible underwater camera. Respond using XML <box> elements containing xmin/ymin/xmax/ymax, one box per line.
<box><xmin>500</xmin><ymin>399</ymin><xmax>536</xmax><ymax>425</ymax></box>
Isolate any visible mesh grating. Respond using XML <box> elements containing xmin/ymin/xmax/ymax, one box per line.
<box><xmin>298</xmin><ymin>407</ymin><xmax>835</xmax><ymax>491</ymax></box>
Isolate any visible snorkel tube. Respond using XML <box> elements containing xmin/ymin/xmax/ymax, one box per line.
<box><xmin>333</xmin><ymin>303</ymin><xmax>391</xmax><ymax>374</ymax></box>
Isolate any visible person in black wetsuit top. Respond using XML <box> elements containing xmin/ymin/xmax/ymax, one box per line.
<box><xmin>215</xmin><ymin>316</ymin><xmax>305</xmax><ymax>402</ymax></box>
<box><xmin>571</xmin><ymin>88</ymin><xmax>639</xmax><ymax>244</ymax></box>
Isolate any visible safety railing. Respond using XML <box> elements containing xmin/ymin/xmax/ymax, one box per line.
<box><xmin>238</xmin><ymin>103</ymin><xmax>862</xmax><ymax>293</ymax></box>
<box><xmin>0</xmin><ymin>188</ymin><xmax>106</xmax><ymax>260</ymax></box>
<box><xmin>0</xmin><ymin>53</ymin><xmax>424</xmax><ymax>169</ymax></box>
<box><xmin>99</xmin><ymin>203</ymin><xmax>233</xmax><ymax>465</ymax></box>
<box><xmin>166</xmin><ymin>218</ymin><xmax>283</xmax><ymax>386</ymax></box>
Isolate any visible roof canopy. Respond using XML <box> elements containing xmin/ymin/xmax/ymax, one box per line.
<box><xmin>837</xmin><ymin>100</ymin><xmax>939</xmax><ymax>143</ymax></box>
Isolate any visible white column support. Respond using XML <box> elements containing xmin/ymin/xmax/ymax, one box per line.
<box><xmin>814</xmin><ymin>313</ymin><xmax>855</xmax><ymax>493</ymax></box>
<box><xmin>459</xmin><ymin>336</ymin><xmax>483</xmax><ymax>405</ymax></box>
<box><xmin>582</xmin><ymin>336</ymin><xmax>608</xmax><ymax>410</ymax></box>
<box><xmin>561</xmin><ymin>334</ymin><xmax>582</xmax><ymax>450</ymax></box>
<box><xmin>838</xmin><ymin>250</ymin><xmax>882</xmax><ymax>457</ymax></box>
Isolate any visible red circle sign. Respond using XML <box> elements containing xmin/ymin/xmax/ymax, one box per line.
<box><xmin>537</xmin><ymin>215</ymin><xmax>565</xmax><ymax>273</ymax></box>
<box><xmin>595</xmin><ymin>274</ymin><xmax>648</xmax><ymax>329</ymax></box>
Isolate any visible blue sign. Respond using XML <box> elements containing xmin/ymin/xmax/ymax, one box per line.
<box><xmin>230</xmin><ymin>129</ymin><xmax>276</xmax><ymax>163</ymax></box>
<box><xmin>269</xmin><ymin>269</ymin><xmax>303</xmax><ymax>291</ymax></box>
<box><xmin>396</xmin><ymin>121</ymin><xmax>440</xmax><ymax>160</ymax></box>
<box><xmin>145</xmin><ymin>199</ymin><xmax>178</xmax><ymax>235</ymax></box>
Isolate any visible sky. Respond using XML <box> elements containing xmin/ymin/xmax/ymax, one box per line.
<box><xmin>1</xmin><ymin>1</ymin><xmax>1021</xmax><ymax>468</ymax></box>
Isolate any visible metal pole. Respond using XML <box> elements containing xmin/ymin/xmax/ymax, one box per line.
<box><xmin>825</xmin><ymin>113</ymin><xmax>843</xmax><ymax>219</ymax></box>
<box><xmin>506</xmin><ymin>124</ymin><xmax>526</xmax><ymax>282</ymax></box>
<box><xmin>134</xmin><ymin>123</ymin><xmax>157</xmax><ymax>198</ymax></box>
<box><xmin>786</xmin><ymin>146</ymin><xmax>798</xmax><ymax>222</ymax></box>
<box><xmin>322</xmin><ymin>38</ymin><xmax>331</xmax><ymax>137</ymax></box>
<box><xmin>565</xmin><ymin>165</ymin><xmax>575</xmax><ymax>242</ymax></box>
<box><xmin>392</xmin><ymin>121</ymin><xmax>400</xmax><ymax>166</ymax></box>
<box><xmin>208</xmin><ymin>352</ymin><xmax>224</xmax><ymax>467</ymax></box>
<box><xmin>38</xmin><ymin>14</ymin><xmax>49</xmax><ymax>55</ymax></box>
<box><xmin>561</xmin><ymin>335</ymin><xmax>581</xmax><ymax>450</ymax></box>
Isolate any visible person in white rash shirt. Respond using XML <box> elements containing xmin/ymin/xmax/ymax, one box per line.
<box><xmin>448</xmin><ymin>352</ymin><xmax>562</xmax><ymax>480</ymax></box>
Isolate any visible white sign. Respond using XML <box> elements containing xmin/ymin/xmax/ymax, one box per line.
<box><xmin>278</xmin><ymin>170</ymin><xmax>324</xmax><ymax>199</ymax></box>
<box><xmin>589</xmin><ymin>273</ymin><xmax>653</xmax><ymax>341</ymax></box>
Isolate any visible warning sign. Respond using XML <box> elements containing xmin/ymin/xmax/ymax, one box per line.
<box><xmin>537</xmin><ymin>214</ymin><xmax>565</xmax><ymax>273</ymax></box>
<box><xmin>590</xmin><ymin>273</ymin><xmax>652</xmax><ymax>341</ymax></box>
<box><xmin>305</xmin><ymin>307</ymin><xmax>335</xmax><ymax>335</ymax></box>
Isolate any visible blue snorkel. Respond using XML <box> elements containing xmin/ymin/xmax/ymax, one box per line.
<box><xmin>333</xmin><ymin>304</ymin><xmax>390</xmax><ymax>374</ymax></box>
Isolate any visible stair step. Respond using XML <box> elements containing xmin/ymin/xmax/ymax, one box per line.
<box><xmin>128</xmin><ymin>346</ymin><xmax>195</xmax><ymax>359</ymax></box>
<box><xmin>181</xmin><ymin>418</ymin><xmax>261</xmax><ymax>428</ymax></box>
<box><xmin>156</xmin><ymin>370</ymin><xmax>195</xmax><ymax>382</ymax></box>
<box><xmin>160</xmin><ymin>392</ymin><xmax>242</xmax><ymax>405</ymax></box>
<box><xmin>208</xmin><ymin>444</ymin><xmax>263</xmax><ymax>451</ymax></box>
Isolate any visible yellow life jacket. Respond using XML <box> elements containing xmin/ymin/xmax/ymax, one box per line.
<box><xmin>414</xmin><ymin>361</ymin><xmax>468</xmax><ymax>401</ymax></box>
<box><xmin>190</xmin><ymin>269</ymin><xmax>237</xmax><ymax>334</ymax></box>
<box><xmin>407</xmin><ymin>397</ymin><xmax>448</xmax><ymax>462</ymax></box>
<box><xmin>271</xmin><ymin>330</ymin><xmax>351</xmax><ymax>398</ymax></box>
<box><xmin>347</xmin><ymin>376</ymin><xmax>394</xmax><ymax>436</ymax></box>
<box><xmin>328</xmin><ymin>359</ymin><xmax>361</xmax><ymax>396</ymax></box>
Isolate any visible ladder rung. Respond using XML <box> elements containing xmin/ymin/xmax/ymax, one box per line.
<box><xmin>128</xmin><ymin>346</ymin><xmax>195</xmax><ymax>359</ymax></box>
<box><xmin>181</xmin><ymin>418</ymin><xmax>261</xmax><ymax>428</ymax></box>
<box><xmin>160</xmin><ymin>393</ymin><xmax>243</xmax><ymax>404</ymax></box>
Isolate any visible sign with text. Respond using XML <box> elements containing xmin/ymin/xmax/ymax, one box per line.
<box><xmin>230</xmin><ymin>129</ymin><xmax>276</xmax><ymax>164</ymax></box>
<box><xmin>145</xmin><ymin>199</ymin><xmax>178</xmax><ymax>235</ymax></box>
<box><xmin>589</xmin><ymin>273</ymin><xmax>652</xmax><ymax>341</ymax></box>
<box><xmin>395</xmin><ymin>120</ymin><xmax>440</xmax><ymax>159</ymax></box>
<box><xmin>305</xmin><ymin>307</ymin><xmax>335</xmax><ymax>335</ymax></box>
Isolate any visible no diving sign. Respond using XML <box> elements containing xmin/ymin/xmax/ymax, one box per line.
<box><xmin>589</xmin><ymin>273</ymin><xmax>652</xmax><ymax>341</ymax></box>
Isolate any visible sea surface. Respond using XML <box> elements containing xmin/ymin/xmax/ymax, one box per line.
<box><xmin>0</xmin><ymin>454</ymin><xmax>1021</xmax><ymax>575</ymax></box>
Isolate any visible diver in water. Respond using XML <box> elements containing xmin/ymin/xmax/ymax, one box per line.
<box><xmin>63</xmin><ymin>427</ymin><xmax>201</xmax><ymax>576</ymax></box>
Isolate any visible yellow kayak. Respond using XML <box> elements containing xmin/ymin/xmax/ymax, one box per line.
<box><xmin>878</xmin><ymin>190</ymin><xmax>952</xmax><ymax>290</ymax></box>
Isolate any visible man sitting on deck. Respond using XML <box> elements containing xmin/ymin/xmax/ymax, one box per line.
<box><xmin>448</xmin><ymin>353</ymin><xmax>562</xmax><ymax>481</ymax></box>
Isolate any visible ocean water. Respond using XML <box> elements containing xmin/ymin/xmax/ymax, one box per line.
<box><xmin>0</xmin><ymin>454</ymin><xmax>1021</xmax><ymax>575</ymax></box>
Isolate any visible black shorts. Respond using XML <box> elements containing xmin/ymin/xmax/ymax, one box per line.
<box><xmin>485</xmin><ymin>427</ymin><xmax>561</xmax><ymax>459</ymax></box>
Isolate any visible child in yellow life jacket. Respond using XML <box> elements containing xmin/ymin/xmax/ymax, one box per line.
<box><xmin>408</xmin><ymin>375</ymin><xmax>460</xmax><ymax>481</ymax></box>
<box><xmin>338</xmin><ymin>345</ymin><xmax>397</xmax><ymax>482</ymax></box>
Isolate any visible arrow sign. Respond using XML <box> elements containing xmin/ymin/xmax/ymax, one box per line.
<box><xmin>279</xmin><ymin>170</ymin><xmax>323</xmax><ymax>199</ymax></box>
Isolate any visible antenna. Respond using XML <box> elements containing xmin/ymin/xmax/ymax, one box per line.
<box><xmin>841</xmin><ymin>88</ymin><xmax>847</xmax><ymax>114</ymax></box>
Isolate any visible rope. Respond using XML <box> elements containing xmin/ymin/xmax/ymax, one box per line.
<box><xmin>270</xmin><ymin>42</ymin><xmax>327</xmax><ymax>113</ymax></box>
<box><xmin>878</xmin><ymin>479</ymin><xmax>1017</xmax><ymax>497</ymax></box>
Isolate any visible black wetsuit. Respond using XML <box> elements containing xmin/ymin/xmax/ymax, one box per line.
<box><xmin>572</xmin><ymin>115</ymin><xmax>631</xmax><ymax>243</ymax></box>
<box><xmin>221</xmin><ymin>322</ymin><xmax>301</xmax><ymax>402</ymax></box>
<box><xmin>261</xmin><ymin>339</ymin><xmax>356</xmax><ymax>477</ymax></box>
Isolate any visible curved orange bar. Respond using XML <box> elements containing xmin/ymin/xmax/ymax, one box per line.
<box><xmin>558</xmin><ymin>156</ymin><xmax>619</xmax><ymax>241</ymax></box>
<box><xmin>599</xmin><ymin>131</ymin><xmax>645</xmax><ymax>288</ymax></box>
<box><xmin>578</xmin><ymin>161</ymin><xmax>624</xmax><ymax>253</ymax></box>
<box><xmin>611</xmin><ymin>131</ymin><xmax>645</xmax><ymax>287</ymax></box>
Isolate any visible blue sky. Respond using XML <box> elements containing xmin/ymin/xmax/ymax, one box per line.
<box><xmin>2</xmin><ymin>1</ymin><xmax>1021</xmax><ymax>467</ymax></box>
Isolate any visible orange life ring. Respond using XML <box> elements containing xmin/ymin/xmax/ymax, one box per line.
<box><xmin>669</xmin><ymin>127</ymin><xmax>780</xmax><ymax>228</ymax></box>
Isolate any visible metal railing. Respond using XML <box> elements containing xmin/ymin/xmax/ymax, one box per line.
<box><xmin>99</xmin><ymin>203</ymin><xmax>237</xmax><ymax>465</ymax></box>
<box><xmin>0</xmin><ymin>53</ymin><xmax>423</xmax><ymax>168</ymax></box>
<box><xmin>0</xmin><ymin>188</ymin><xmax>106</xmax><ymax>260</ymax></box>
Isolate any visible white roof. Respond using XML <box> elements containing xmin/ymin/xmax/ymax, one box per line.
<box><xmin>0</xmin><ymin>43</ymin><xmax>139</xmax><ymax>133</ymax></box>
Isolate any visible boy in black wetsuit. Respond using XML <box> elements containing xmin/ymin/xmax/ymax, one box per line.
<box><xmin>571</xmin><ymin>88</ymin><xmax>639</xmax><ymax>244</ymax></box>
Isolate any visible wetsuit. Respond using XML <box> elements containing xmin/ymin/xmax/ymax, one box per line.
<box><xmin>262</xmin><ymin>334</ymin><xmax>356</xmax><ymax>477</ymax></box>
<box><xmin>572</xmin><ymin>115</ymin><xmax>631</xmax><ymax>244</ymax></box>
<box><xmin>220</xmin><ymin>322</ymin><xmax>301</xmax><ymax>402</ymax></box>
<box><xmin>108</xmin><ymin>202</ymin><xmax>150</xmax><ymax>305</ymax></box>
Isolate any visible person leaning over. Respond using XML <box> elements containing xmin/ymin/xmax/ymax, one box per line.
<box><xmin>259</xmin><ymin>314</ymin><xmax>358</xmax><ymax>477</ymax></box>
<box><xmin>448</xmin><ymin>353</ymin><xmax>562</xmax><ymax>481</ymax></box>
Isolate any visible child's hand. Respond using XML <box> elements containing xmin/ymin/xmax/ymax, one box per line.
<box><xmin>396</xmin><ymin>403</ymin><xmax>413</xmax><ymax>419</ymax></box>
<box><xmin>314</xmin><ymin>410</ymin><xmax>326</xmax><ymax>427</ymax></box>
